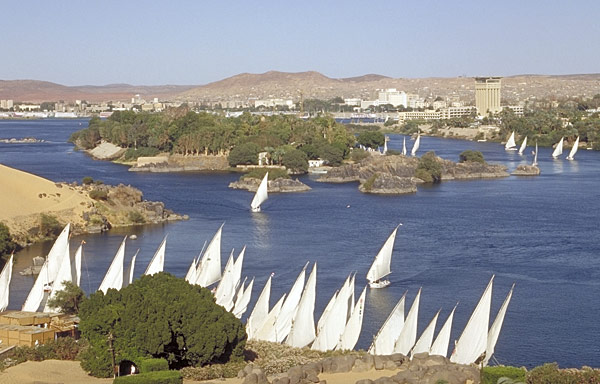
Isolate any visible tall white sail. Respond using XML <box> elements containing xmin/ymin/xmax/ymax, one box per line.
<box><xmin>185</xmin><ymin>257</ymin><xmax>197</xmax><ymax>283</ymax></box>
<box><xmin>402</xmin><ymin>137</ymin><xmax>407</xmax><ymax>156</ymax></box>
<box><xmin>532</xmin><ymin>141</ymin><xmax>539</xmax><ymax>166</ymax></box>
<box><xmin>317</xmin><ymin>289</ymin><xmax>338</xmax><ymax>332</ymax></box>
<box><xmin>518</xmin><ymin>136</ymin><xmax>528</xmax><ymax>155</ymax></box>
<box><xmin>247</xmin><ymin>275</ymin><xmax>272</xmax><ymax>339</ymax></box>
<box><xmin>251</xmin><ymin>172</ymin><xmax>269</xmax><ymax>212</ymax></box>
<box><xmin>312</xmin><ymin>274</ymin><xmax>355</xmax><ymax>351</ymax></box>
<box><xmin>144</xmin><ymin>235</ymin><xmax>167</xmax><ymax>276</ymax></box>
<box><xmin>411</xmin><ymin>309</ymin><xmax>440</xmax><ymax>356</ymax></box>
<box><xmin>369</xmin><ymin>291</ymin><xmax>406</xmax><ymax>355</ymax></box>
<box><xmin>450</xmin><ymin>275</ymin><xmax>494</xmax><ymax>365</ymax></box>
<box><xmin>22</xmin><ymin>223</ymin><xmax>70</xmax><ymax>312</ymax></box>
<box><xmin>215</xmin><ymin>250</ymin><xmax>236</xmax><ymax>310</ymax></box>
<box><xmin>254</xmin><ymin>294</ymin><xmax>286</xmax><ymax>342</ymax></box>
<box><xmin>232</xmin><ymin>277</ymin><xmax>254</xmax><ymax>318</ymax></box>
<box><xmin>504</xmin><ymin>131</ymin><xmax>517</xmax><ymax>150</ymax></box>
<box><xmin>44</xmin><ymin>241</ymin><xmax>73</xmax><ymax>312</ymax></box>
<box><xmin>483</xmin><ymin>284</ymin><xmax>515</xmax><ymax>366</ymax></box>
<box><xmin>73</xmin><ymin>241</ymin><xmax>83</xmax><ymax>287</ymax></box>
<box><xmin>0</xmin><ymin>255</ymin><xmax>14</xmax><ymax>312</ymax></box>
<box><xmin>366</xmin><ymin>224</ymin><xmax>400</xmax><ymax>287</ymax></box>
<box><xmin>552</xmin><ymin>137</ymin><xmax>564</xmax><ymax>158</ymax></box>
<box><xmin>123</xmin><ymin>250</ymin><xmax>138</xmax><ymax>288</ymax></box>
<box><xmin>411</xmin><ymin>134</ymin><xmax>421</xmax><ymax>156</ymax></box>
<box><xmin>195</xmin><ymin>224</ymin><xmax>223</xmax><ymax>287</ymax></box>
<box><xmin>430</xmin><ymin>304</ymin><xmax>457</xmax><ymax>357</ymax></box>
<box><xmin>98</xmin><ymin>237</ymin><xmax>127</xmax><ymax>294</ymax></box>
<box><xmin>286</xmin><ymin>262</ymin><xmax>317</xmax><ymax>348</ymax></box>
<box><xmin>337</xmin><ymin>286</ymin><xmax>367</xmax><ymax>350</ymax></box>
<box><xmin>393</xmin><ymin>288</ymin><xmax>421</xmax><ymax>354</ymax></box>
<box><xmin>232</xmin><ymin>246</ymin><xmax>245</xmax><ymax>292</ymax></box>
<box><xmin>274</xmin><ymin>263</ymin><xmax>308</xmax><ymax>342</ymax></box>
<box><xmin>566</xmin><ymin>136</ymin><xmax>580</xmax><ymax>160</ymax></box>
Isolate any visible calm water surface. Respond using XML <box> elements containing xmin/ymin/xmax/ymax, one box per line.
<box><xmin>1</xmin><ymin>119</ymin><xmax>598</xmax><ymax>368</ymax></box>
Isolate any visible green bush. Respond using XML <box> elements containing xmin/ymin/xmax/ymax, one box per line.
<box><xmin>89</xmin><ymin>189</ymin><xmax>108</xmax><ymax>200</ymax></box>
<box><xmin>415</xmin><ymin>151</ymin><xmax>442</xmax><ymax>183</ymax></box>
<box><xmin>385</xmin><ymin>149</ymin><xmax>402</xmax><ymax>156</ymax></box>
<box><xmin>228</xmin><ymin>142</ymin><xmax>260</xmax><ymax>166</ymax></box>
<box><xmin>139</xmin><ymin>358</ymin><xmax>169</xmax><ymax>373</ymax></box>
<box><xmin>362</xmin><ymin>174</ymin><xmax>378</xmax><ymax>192</ymax></box>
<box><xmin>481</xmin><ymin>366</ymin><xmax>526</xmax><ymax>384</ymax></box>
<box><xmin>122</xmin><ymin>147</ymin><xmax>161</xmax><ymax>161</ymax></box>
<box><xmin>0</xmin><ymin>222</ymin><xmax>17</xmax><ymax>258</ymax></box>
<box><xmin>351</xmin><ymin>149</ymin><xmax>370</xmax><ymax>162</ymax></box>
<box><xmin>128</xmin><ymin>210</ymin><xmax>146</xmax><ymax>224</ymax></box>
<box><xmin>113</xmin><ymin>370</ymin><xmax>182</xmax><ymax>384</ymax></box>
<box><xmin>282</xmin><ymin>149</ymin><xmax>308</xmax><ymax>174</ymax></box>
<box><xmin>39</xmin><ymin>214</ymin><xmax>62</xmax><ymax>238</ymax></box>
<box><xmin>11</xmin><ymin>337</ymin><xmax>85</xmax><ymax>364</ymax></box>
<box><xmin>459</xmin><ymin>150</ymin><xmax>485</xmax><ymax>164</ymax></box>
<box><xmin>82</xmin><ymin>176</ymin><xmax>94</xmax><ymax>185</ymax></box>
<box><xmin>525</xmin><ymin>363</ymin><xmax>600</xmax><ymax>384</ymax></box>
<box><xmin>180</xmin><ymin>361</ymin><xmax>246</xmax><ymax>381</ymax></box>
<box><xmin>94</xmin><ymin>180</ymin><xmax>104</xmax><ymax>185</ymax></box>
<box><xmin>243</xmin><ymin>168</ymin><xmax>289</xmax><ymax>180</ymax></box>
<box><xmin>357</xmin><ymin>131</ymin><xmax>385</xmax><ymax>149</ymax></box>
<box><xmin>46</xmin><ymin>281</ymin><xmax>86</xmax><ymax>315</ymax></box>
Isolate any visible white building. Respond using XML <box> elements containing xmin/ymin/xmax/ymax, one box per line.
<box><xmin>344</xmin><ymin>98</ymin><xmax>361</xmax><ymax>106</ymax></box>
<box><xmin>378</xmin><ymin>89</ymin><xmax>407</xmax><ymax>107</ymax></box>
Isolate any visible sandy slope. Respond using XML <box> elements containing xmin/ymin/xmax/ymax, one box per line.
<box><xmin>0</xmin><ymin>164</ymin><xmax>92</xmax><ymax>239</ymax></box>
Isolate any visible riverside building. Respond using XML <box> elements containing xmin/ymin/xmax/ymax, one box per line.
<box><xmin>475</xmin><ymin>77</ymin><xmax>502</xmax><ymax>116</ymax></box>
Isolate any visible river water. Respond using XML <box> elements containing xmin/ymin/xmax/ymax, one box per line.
<box><xmin>1</xmin><ymin>119</ymin><xmax>598</xmax><ymax>368</ymax></box>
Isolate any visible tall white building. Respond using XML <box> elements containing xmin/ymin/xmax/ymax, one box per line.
<box><xmin>378</xmin><ymin>89</ymin><xmax>407</xmax><ymax>108</ymax></box>
<box><xmin>475</xmin><ymin>77</ymin><xmax>502</xmax><ymax>116</ymax></box>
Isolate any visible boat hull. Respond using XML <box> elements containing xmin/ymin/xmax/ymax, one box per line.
<box><xmin>369</xmin><ymin>279</ymin><xmax>390</xmax><ymax>289</ymax></box>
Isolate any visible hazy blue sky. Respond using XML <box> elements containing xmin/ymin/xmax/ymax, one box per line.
<box><xmin>2</xmin><ymin>0</ymin><xmax>599</xmax><ymax>85</ymax></box>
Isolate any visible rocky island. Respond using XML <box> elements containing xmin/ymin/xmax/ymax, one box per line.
<box><xmin>229</xmin><ymin>169</ymin><xmax>311</xmax><ymax>193</ymax></box>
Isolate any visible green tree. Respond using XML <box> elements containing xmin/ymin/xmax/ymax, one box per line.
<box><xmin>415</xmin><ymin>151</ymin><xmax>442</xmax><ymax>183</ymax></box>
<box><xmin>39</xmin><ymin>214</ymin><xmax>62</xmax><ymax>238</ymax></box>
<box><xmin>0</xmin><ymin>222</ymin><xmax>17</xmax><ymax>258</ymax></box>
<box><xmin>47</xmin><ymin>281</ymin><xmax>86</xmax><ymax>315</ymax></box>
<box><xmin>227</xmin><ymin>142</ymin><xmax>260</xmax><ymax>166</ymax></box>
<box><xmin>357</xmin><ymin>131</ymin><xmax>385</xmax><ymax>149</ymax></box>
<box><xmin>282</xmin><ymin>149</ymin><xmax>308</xmax><ymax>173</ymax></box>
<box><xmin>79</xmin><ymin>273</ymin><xmax>246</xmax><ymax>377</ymax></box>
<box><xmin>459</xmin><ymin>150</ymin><xmax>485</xmax><ymax>164</ymax></box>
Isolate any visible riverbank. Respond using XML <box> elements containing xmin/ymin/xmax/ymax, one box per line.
<box><xmin>0</xmin><ymin>164</ymin><xmax>186</xmax><ymax>246</ymax></box>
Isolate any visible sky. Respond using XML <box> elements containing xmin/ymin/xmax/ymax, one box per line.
<box><xmin>2</xmin><ymin>0</ymin><xmax>599</xmax><ymax>86</ymax></box>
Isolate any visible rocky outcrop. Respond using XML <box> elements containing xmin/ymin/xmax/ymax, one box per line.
<box><xmin>511</xmin><ymin>165</ymin><xmax>541</xmax><ymax>176</ymax></box>
<box><xmin>129</xmin><ymin>154</ymin><xmax>229</xmax><ymax>172</ymax></box>
<box><xmin>87</xmin><ymin>141</ymin><xmax>126</xmax><ymax>160</ymax></box>
<box><xmin>229</xmin><ymin>177</ymin><xmax>311</xmax><ymax>193</ymax></box>
<box><xmin>318</xmin><ymin>154</ymin><xmax>508</xmax><ymax>195</ymax></box>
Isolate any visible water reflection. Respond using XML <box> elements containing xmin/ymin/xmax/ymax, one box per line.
<box><xmin>250</xmin><ymin>212</ymin><xmax>271</xmax><ymax>250</ymax></box>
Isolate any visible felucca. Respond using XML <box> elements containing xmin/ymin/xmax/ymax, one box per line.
<box><xmin>504</xmin><ymin>131</ymin><xmax>517</xmax><ymax>151</ymax></box>
<box><xmin>552</xmin><ymin>137</ymin><xmax>564</xmax><ymax>159</ymax></box>
<box><xmin>369</xmin><ymin>291</ymin><xmax>406</xmax><ymax>355</ymax></box>
<box><xmin>483</xmin><ymin>284</ymin><xmax>515</xmax><ymax>366</ymax></box>
<box><xmin>566</xmin><ymin>136</ymin><xmax>580</xmax><ymax>160</ymax></box>
<box><xmin>144</xmin><ymin>235</ymin><xmax>167</xmax><ymax>276</ymax></box>
<box><xmin>0</xmin><ymin>255</ymin><xmax>14</xmax><ymax>312</ymax></box>
<box><xmin>98</xmin><ymin>237</ymin><xmax>127</xmax><ymax>294</ymax></box>
<box><xmin>286</xmin><ymin>262</ymin><xmax>317</xmax><ymax>348</ymax></box>
<box><xmin>532</xmin><ymin>141</ymin><xmax>539</xmax><ymax>166</ymax></box>
<box><xmin>518</xmin><ymin>136</ymin><xmax>528</xmax><ymax>155</ymax></box>
<box><xmin>367</xmin><ymin>224</ymin><xmax>401</xmax><ymax>288</ymax></box>
<box><xmin>195</xmin><ymin>224</ymin><xmax>224</xmax><ymax>287</ymax></box>
<box><xmin>251</xmin><ymin>172</ymin><xmax>269</xmax><ymax>212</ymax></box>
<box><xmin>402</xmin><ymin>137</ymin><xmax>407</xmax><ymax>156</ymax></box>
<box><xmin>411</xmin><ymin>134</ymin><xmax>421</xmax><ymax>156</ymax></box>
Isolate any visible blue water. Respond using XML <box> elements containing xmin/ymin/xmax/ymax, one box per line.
<box><xmin>1</xmin><ymin>119</ymin><xmax>599</xmax><ymax>368</ymax></box>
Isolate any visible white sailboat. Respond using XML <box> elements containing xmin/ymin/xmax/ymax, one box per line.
<box><xmin>450</xmin><ymin>275</ymin><xmax>494</xmax><ymax>365</ymax></box>
<box><xmin>246</xmin><ymin>274</ymin><xmax>272</xmax><ymax>339</ymax></box>
<box><xmin>532</xmin><ymin>141</ymin><xmax>539</xmax><ymax>166</ymax></box>
<box><xmin>253</xmin><ymin>293</ymin><xmax>286</xmax><ymax>342</ymax></box>
<box><xmin>483</xmin><ymin>284</ymin><xmax>515</xmax><ymax>366</ymax></box>
<box><xmin>232</xmin><ymin>277</ymin><xmax>254</xmax><ymax>318</ymax></box>
<box><xmin>411</xmin><ymin>134</ymin><xmax>421</xmax><ymax>156</ymax></box>
<box><xmin>98</xmin><ymin>237</ymin><xmax>127</xmax><ymax>294</ymax></box>
<box><xmin>552</xmin><ymin>137</ymin><xmax>564</xmax><ymax>159</ymax></box>
<box><xmin>518</xmin><ymin>136</ymin><xmax>528</xmax><ymax>155</ymax></box>
<box><xmin>504</xmin><ymin>131</ymin><xmax>517</xmax><ymax>151</ymax></box>
<box><xmin>430</xmin><ymin>304</ymin><xmax>457</xmax><ymax>357</ymax></box>
<box><xmin>22</xmin><ymin>223</ymin><xmax>70</xmax><ymax>312</ymax></box>
<box><xmin>286</xmin><ymin>262</ymin><xmax>317</xmax><ymax>348</ymax></box>
<box><xmin>316</xmin><ymin>287</ymin><xmax>338</xmax><ymax>333</ymax></box>
<box><xmin>312</xmin><ymin>274</ymin><xmax>355</xmax><ymax>351</ymax></box>
<box><xmin>144</xmin><ymin>235</ymin><xmax>167</xmax><ymax>276</ymax></box>
<box><xmin>369</xmin><ymin>291</ymin><xmax>406</xmax><ymax>355</ymax></box>
<box><xmin>274</xmin><ymin>263</ymin><xmax>308</xmax><ymax>342</ymax></box>
<box><xmin>251</xmin><ymin>172</ymin><xmax>269</xmax><ymax>212</ymax></box>
<box><xmin>393</xmin><ymin>288</ymin><xmax>421</xmax><ymax>354</ymax></box>
<box><xmin>195</xmin><ymin>224</ymin><xmax>223</xmax><ymax>287</ymax></box>
<box><xmin>44</xmin><ymin>240</ymin><xmax>73</xmax><ymax>312</ymax></box>
<box><xmin>336</xmin><ymin>286</ymin><xmax>367</xmax><ymax>350</ymax></box>
<box><xmin>72</xmin><ymin>241</ymin><xmax>83</xmax><ymax>287</ymax></box>
<box><xmin>366</xmin><ymin>224</ymin><xmax>401</xmax><ymax>289</ymax></box>
<box><xmin>402</xmin><ymin>137</ymin><xmax>407</xmax><ymax>156</ymax></box>
<box><xmin>0</xmin><ymin>255</ymin><xmax>14</xmax><ymax>312</ymax></box>
<box><xmin>566</xmin><ymin>136</ymin><xmax>580</xmax><ymax>160</ymax></box>
<box><xmin>123</xmin><ymin>250</ymin><xmax>138</xmax><ymax>288</ymax></box>
<box><xmin>411</xmin><ymin>309</ymin><xmax>440</xmax><ymax>356</ymax></box>
<box><xmin>215</xmin><ymin>250</ymin><xmax>237</xmax><ymax>311</ymax></box>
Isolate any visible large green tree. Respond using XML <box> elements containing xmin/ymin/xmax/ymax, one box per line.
<box><xmin>0</xmin><ymin>222</ymin><xmax>17</xmax><ymax>259</ymax></box>
<box><xmin>79</xmin><ymin>273</ymin><xmax>246</xmax><ymax>377</ymax></box>
<box><xmin>357</xmin><ymin>131</ymin><xmax>385</xmax><ymax>149</ymax></box>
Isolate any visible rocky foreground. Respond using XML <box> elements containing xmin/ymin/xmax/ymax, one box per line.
<box><xmin>318</xmin><ymin>154</ymin><xmax>510</xmax><ymax>194</ymax></box>
<box><xmin>229</xmin><ymin>177</ymin><xmax>311</xmax><ymax>193</ymax></box>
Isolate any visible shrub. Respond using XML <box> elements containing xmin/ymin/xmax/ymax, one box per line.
<box><xmin>350</xmin><ymin>149</ymin><xmax>370</xmax><ymax>162</ymax></box>
<box><xmin>0</xmin><ymin>222</ymin><xmax>17</xmax><ymax>258</ymax></box>
<box><xmin>319</xmin><ymin>144</ymin><xmax>344</xmax><ymax>166</ymax></box>
<box><xmin>94</xmin><ymin>180</ymin><xmax>105</xmax><ymax>185</ymax></box>
<box><xmin>39</xmin><ymin>214</ymin><xmax>62</xmax><ymax>238</ymax></box>
<box><xmin>243</xmin><ymin>168</ymin><xmax>289</xmax><ymax>180</ymax></box>
<box><xmin>362</xmin><ymin>174</ymin><xmax>378</xmax><ymax>192</ymax></box>
<box><xmin>481</xmin><ymin>366</ymin><xmax>526</xmax><ymax>384</ymax></box>
<box><xmin>180</xmin><ymin>361</ymin><xmax>246</xmax><ymax>381</ymax></box>
<box><xmin>228</xmin><ymin>142</ymin><xmax>260</xmax><ymax>166</ymax></box>
<box><xmin>128</xmin><ymin>210</ymin><xmax>146</xmax><ymax>224</ymax></box>
<box><xmin>385</xmin><ymin>149</ymin><xmax>402</xmax><ymax>156</ymax></box>
<box><xmin>113</xmin><ymin>370</ymin><xmax>182</xmax><ymax>384</ymax></box>
<box><xmin>139</xmin><ymin>358</ymin><xmax>169</xmax><ymax>373</ymax></box>
<box><xmin>46</xmin><ymin>281</ymin><xmax>86</xmax><ymax>315</ymax></box>
<box><xmin>357</xmin><ymin>131</ymin><xmax>385</xmax><ymax>149</ymax></box>
<box><xmin>11</xmin><ymin>337</ymin><xmax>85</xmax><ymax>364</ymax></box>
<box><xmin>82</xmin><ymin>176</ymin><xmax>94</xmax><ymax>185</ymax></box>
<box><xmin>525</xmin><ymin>363</ymin><xmax>600</xmax><ymax>384</ymax></box>
<box><xmin>89</xmin><ymin>189</ymin><xmax>108</xmax><ymax>200</ymax></box>
<box><xmin>459</xmin><ymin>150</ymin><xmax>485</xmax><ymax>164</ymax></box>
<box><xmin>282</xmin><ymin>149</ymin><xmax>308</xmax><ymax>174</ymax></box>
<box><xmin>122</xmin><ymin>147</ymin><xmax>160</xmax><ymax>161</ymax></box>
<box><xmin>415</xmin><ymin>151</ymin><xmax>442</xmax><ymax>183</ymax></box>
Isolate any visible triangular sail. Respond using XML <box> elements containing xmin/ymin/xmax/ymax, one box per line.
<box><xmin>518</xmin><ymin>136</ymin><xmax>527</xmax><ymax>155</ymax></box>
<box><xmin>336</xmin><ymin>286</ymin><xmax>367</xmax><ymax>350</ymax></box>
<box><xmin>73</xmin><ymin>242</ymin><xmax>83</xmax><ymax>287</ymax></box>
<box><xmin>247</xmin><ymin>275</ymin><xmax>272</xmax><ymax>339</ymax></box>
<box><xmin>98</xmin><ymin>237</ymin><xmax>127</xmax><ymax>294</ymax></box>
<box><xmin>254</xmin><ymin>294</ymin><xmax>286</xmax><ymax>342</ymax></box>
<box><xmin>44</xmin><ymin>241</ymin><xmax>73</xmax><ymax>312</ymax></box>
<box><xmin>430</xmin><ymin>304</ymin><xmax>457</xmax><ymax>357</ymax></box>
<box><xmin>552</xmin><ymin>137</ymin><xmax>564</xmax><ymax>158</ymax></box>
<box><xmin>483</xmin><ymin>284</ymin><xmax>515</xmax><ymax>366</ymax></box>
<box><xmin>215</xmin><ymin>250</ymin><xmax>236</xmax><ymax>310</ymax></box>
<box><xmin>411</xmin><ymin>134</ymin><xmax>421</xmax><ymax>156</ymax></box>
<box><xmin>22</xmin><ymin>223</ymin><xmax>70</xmax><ymax>312</ymax></box>
<box><xmin>366</xmin><ymin>225</ymin><xmax>400</xmax><ymax>283</ymax></box>
<box><xmin>195</xmin><ymin>224</ymin><xmax>223</xmax><ymax>287</ymax></box>
<box><xmin>532</xmin><ymin>142</ymin><xmax>539</xmax><ymax>166</ymax></box>
<box><xmin>505</xmin><ymin>131</ymin><xmax>516</xmax><ymax>150</ymax></box>
<box><xmin>144</xmin><ymin>235</ymin><xmax>167</xmax><ymax>276</ymax></box>
<box><xmin>185</xmin><ymin>257</ymin><xmax>197</xmax><ymax>283</ymax></box>
<box><xmin>402</xmin><ymin>137</ymin><xmax>407</xmax><ymax>156</ymax></box>
<box><xmin>566</xmin><ymin>136</ymin><xmax>579</xmax><ymax>160</ymax></box>
<box><xmin>123</xmin><ymin>250</ymin><xmax>138</xmax><ymax>288</ymax></box>
<box><xmin>251</xmin><ymin>172</ymin><xmax>269</xmax><ymax>212</ymax></box>
<box><xmin>286</xmin><ymin>262</ymin><xmax>317</xmax><ymax>348</ymax></box>
<box><xmin>317</xmin><ymin>289</ymin><xmax>338</xmax><ymax>332</ymax></box>
<box><xmin>0</xmin><ymin>255</ymin><xmax>14</xmax><ymax>312</ymax></box>
<box><xmin>312</xmin><ymin>274</ymin><xmax>355</xmax><ymax>351</ymax></box>
<box><xmin>393</xmin><ymin>288</ymin><xmax>421</xmax><ymax>354</ymax></box>
<box><xmin>369</xmin><ymin>291</ymin><xmax>406</xmax><ymax>355</ymax></box>
<box><xmin>411</xmin><ymin>309</ymin><xmax>440</xmax><ymax>356</ymax></box>
<box><xmin>450</xmin><ymin>275</ymin><xmax>494</xmax><ymax>365</ymax></box>
<box><xmin>232</xmin><ymin>277</ymin><xmax>254</xmax><ymax>318</ymax></box>
<box><xmin>274</xmin><ymin>263</ymin><xmax>307</xmax><ymax>342</ymax></box>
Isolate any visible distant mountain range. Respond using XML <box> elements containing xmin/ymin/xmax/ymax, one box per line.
<box><xmin>1</xmin><ymin>71</ymin><xmax>599</xmax><ymax>103</ymax></box>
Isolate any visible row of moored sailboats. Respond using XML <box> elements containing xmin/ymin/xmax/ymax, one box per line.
<box><xmin>505</xmin><ymin>131</ymin><xmax>581</xmax><ymax>161</ymax></box>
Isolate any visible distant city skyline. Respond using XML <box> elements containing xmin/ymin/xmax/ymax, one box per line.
<box><xmin>2</xmin><ymin>0</ymin><xmax>599</xmax><ymax>86</ymax></box>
